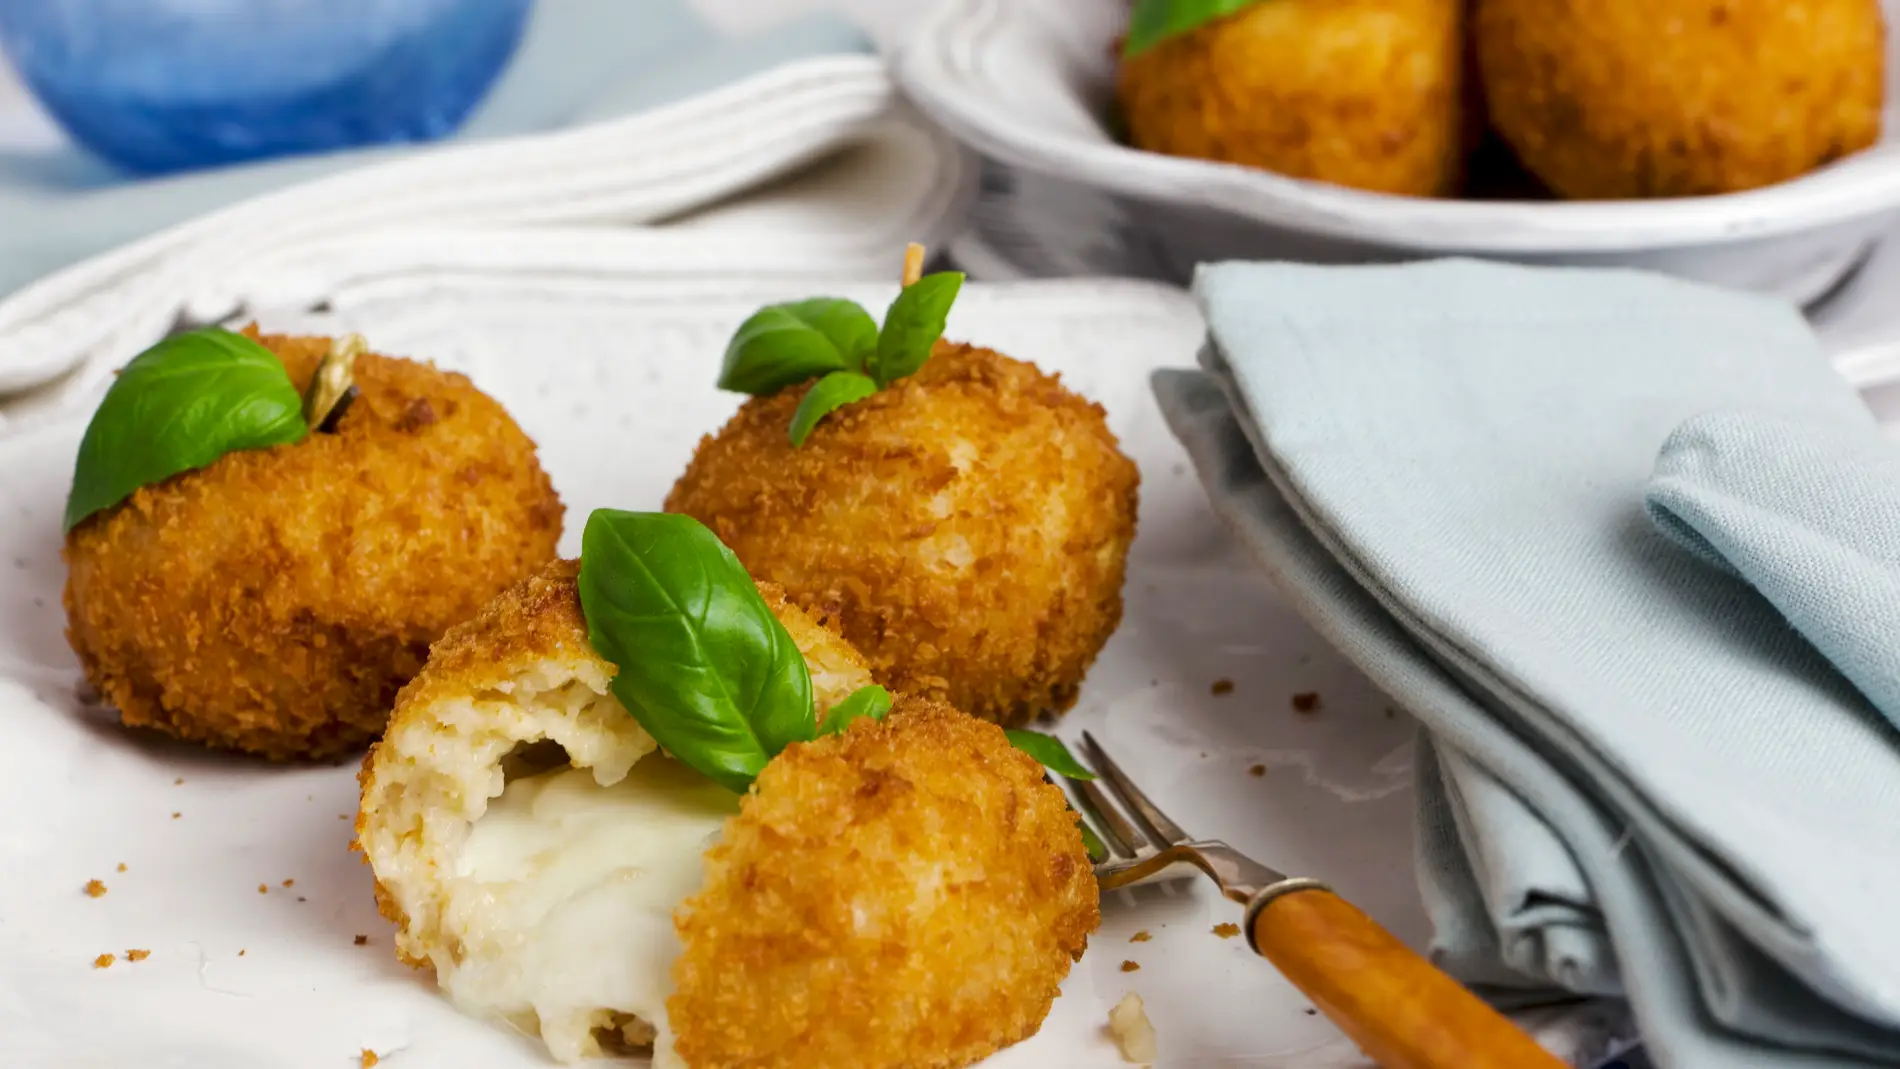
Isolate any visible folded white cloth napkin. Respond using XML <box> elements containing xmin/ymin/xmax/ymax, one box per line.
<box><xmin>0</xmin><ymin>29</ymin><xmax>972</xmax><ymax>427</ymax></box>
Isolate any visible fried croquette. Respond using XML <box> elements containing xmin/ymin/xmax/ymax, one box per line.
<box><xmin>1475</xmin><ymin>0</ymin><xmax>1885</xmax><ymax>199</ymax></box>
<box><xmin>670</xmin><ymin>696</ymin><xmax>1100</xmax><ymax>1069</ymax></box>
<box><xmin>667</xmin><ymin>340</ymin><xmax>1139</xmax><ymax>727</ymax></box>
<box><xmin>355</xmin><ymin>559</ymin><xmax>876</xmax><ymax>1065</ymax></box>
<box><xmin>1117</xmin><ymin>0</ymin><xmax>1468</xmax><ymax>197</ymax></box>
<box><xmin>63</xmin><ymin>328</ymin><xmax>562</xmax><ymax>761</ymax></box>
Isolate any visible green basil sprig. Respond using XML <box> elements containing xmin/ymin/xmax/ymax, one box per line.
<box><xmin>577</xmin><ymin>509</ymin><xmax>1106</xmax><ymax>792</ymax></box>
<box><xmin>1123</xmin><ymin>0</ymin><xmax>1266</xmax><ymax>57</ymax></box>
<box><xmin>1004</xmin><ymin>730</ymin><xmax>1098</xmax><ymax>782</ymax></box>
<box><xmin>578</xmin><ymin>509</ymin><xmax>818</xmax><ymax>793</ymax></box>
<box><xmin>65</xmin><ymin>328</ymin><xmax>307</xmax><ymax>532</ymax></box>
<box><xmin>818</xmin><ymin>684</ymin><xmax>894</xmax><ymax>736</ymax></box>
<box><xmin>789</xmin><ymin>372</ymin><xmax>879</xmax><ymax>447</ymax></box>
<box><xmin>718</xmin><ymin>268</ymin><xmax>965</xmax><ymax>446</ymax></box>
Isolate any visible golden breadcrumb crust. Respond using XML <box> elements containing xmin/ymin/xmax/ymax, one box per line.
<box><xmin>63</xmin><ymin>328</ymin><xmax>562</xmax><ymax>761</ymax></box>
<box><xmin>1117</xmin><ymin>0</ymin><xmax>1468</xmax><ymax>196</ymax></box>
<box><xmin>666</xmin><ymin>341</ymin><xmax>1138</xmax><ymax>727</ymax></box>
<box><xmin>669</xmin><ymin>696</ymin><xmax>1099</xmax><ymax>1069</ymax></box>
<box><xmin>355</xmin><ymin>558</ymin><xmax>875</xmax><ymax>971</ymax></box>
<box><xmin>1475</xmin><ymin>0</ymin><xmax>1884</xmax><ymax>198</ymax></box>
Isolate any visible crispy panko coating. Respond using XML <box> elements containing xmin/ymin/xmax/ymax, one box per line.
<box><xmin>670</xmin><ymin>696</ymin><xmax>1099</xmax><ymax>1069</ymax></box>
<box><xmin>356</xmin><ymin>559</ymin><xmax>875</xmax><ymax>1062</ymax></box>
<box><xmin>667</xmin><ymin>341</ymin><xmax>1138</xmax><ymax>727</ymax></box>
<box><xmin>1117</xmin><ymin>0</ymin><xmax>1468</xmax><ymax>196</ymax></box>
<box><xmin>63</xmin><ymin>329</ymin><xmax>562</xmax><ymax>761</ymax></box>
<box><xmin>1475</xmin><ymin>0</ymin><xmax>1885</xmax><ymax>199</ymax></box>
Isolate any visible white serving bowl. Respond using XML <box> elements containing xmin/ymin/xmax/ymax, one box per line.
<box><xmin>895</xmin><ymin>0</ymin><xmax>1900</xmax><ymax>305</ymax></box>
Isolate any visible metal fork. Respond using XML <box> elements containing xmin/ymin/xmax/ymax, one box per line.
<box><xmin>1063</xmin><ymin>731</ymin><xmax>1567</xmax><ymax>1069</ymax></box>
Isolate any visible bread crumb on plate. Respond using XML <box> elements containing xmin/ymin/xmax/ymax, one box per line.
<box><xmin>92</xmin><ymin>954</ymin><xmax>113</xmax><ymax>969</ymax></box>
<box><xmin>126</xmin><ymin>949</ymin><xmax>150</xmax><ymax>962</ymax></box>
<box><xmin>360</xmin><ymin>1050</ymin><xmax>380</xmax><ymax>1068</ymax></box>
<box><xmin>1107</xmin><ymin>991</ymin><xmax>1156</xmax><ymax>1064</ymax></box>
<box><xmin>1129</xmin><ymin>930</ymin><xmax>1152</xmax><ymax>943</ymax></box>
<box><xmin>1212</xmin><ymin>922</ymin><xmax>1241</xmax><ymax>939</ymax></box>
<box><xmin>1120</xmin><ymin>960</ymin><xmax>1140</xmax><ymax>972</ymax></box>
<box><xmin>83</xmin><ymin>879</ymin><xmax>106</xmax><ymax>898</ymax></box>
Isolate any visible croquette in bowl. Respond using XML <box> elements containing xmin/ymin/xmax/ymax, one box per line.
<box><xmin>1474</xmin><ymin>0</ymin><xmax>1885</xmax><ymax>198</ymax></box>
<box><xmin>355</xmin><ymin>558</ymin><xmax>1098</xmax><ymax>1068</ymax></box>
<box><xmin>1117</xmin><ymin>0</ymin><xmax>1469</xmax><ymax>197</ymax></box>
<box><xmin>63</xmin><ymin>329</ymin><xmax>562</xmax><ymax>761</ymax></box>
<box><xmin>666</xmin><ymin>340</ymin><xmax>1139</xmax><ymax>728</ymax></box>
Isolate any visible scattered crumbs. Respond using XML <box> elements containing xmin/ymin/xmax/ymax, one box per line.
<box><xmin>116</xmin><ymin>863</ymin><xmax>127</xmax><ymax>872</ymax></box>
<box><xmin>354</xmin><ymin>935</ymin><xmax>369</xmax><ymax>946</ymax></box>
<box><xmin>1212</xmin><ymin>922</ymin><xmax>1242</xmax><ymax>940</ymax></box>
<box><xmin>257</xmin><ymin>884</ymin><xmax>269</xmax><ymax>895</ymax></box>
<box><xmin>1303</xmin><ymin>1008</ymin><xmax>1318</xmax><ymax>1016</ymax></box>
<box><xmin>173</xmin><ymin>777</ymin><xmax>184</xmax><ymax>785</ymax></box>
<box><xmin>83</xmin><ymin>879</ymin><xmax>107</xmax><ymax>898</ymax></box>
<box><xmin>339</xmin><ymin>814</ymin><xmax>351</xmax><ymax>820</ymax></box>
<box><xmin>171</xmin><ymin>812</ymin><xmax>181</xmax><ymax>820</ymax></box>
<box><xmin>1209</xmin><ymin>678</ymin><xmax>1234</xmax><ymax>696</ymax></box>
<box><xmin>297</xmin><ymin>896</ymin><xmax>307</xmax><ymax>903</ymax></box>
<box><xmin>1129</xmin><ymin>930</ymin><xmax>1152</xmax><ymax>943</ymax></box>
<box><xmin>238</xmin><ymin>949</ymin><xmax>246</xmax><ymax>957</ymax></box>
<box><xmin>360</xmin><ymin>1050</ymin><xmax>380</xmax><ymax>1068</ymax></box>
<box><xmin>281</xmin><ymin>878</ymin><xmax>295</xmax><ymax>888</ymax></box>
<box><xmin>125</xmin><ymin>949</ymin><xmax>149</xmax><ymax>963</ymax></box>
<box><xmin>1120</xmin><ymin>960</ymin><xmax>1141</xmax><ymax>972</ymax></box>
<box><xmin>92</xmin><ymin>953</ymin><xmax>114</xmax><ymax>969</ymax></box>
<box><xmin>1290</xmin><ymin>692</ymin><xmax>1322</xmax><ymax>714</ymax></box>
<box><xmin>1249</xmin><ymin>764</ymin><xmax>1267</xmax><ymax>778</ymax></box>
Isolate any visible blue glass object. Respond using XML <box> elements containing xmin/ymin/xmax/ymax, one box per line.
<box><xmin>0</xmin><ymin>0</ymin><xmax>532</xmax><ymax>175</ymax></box>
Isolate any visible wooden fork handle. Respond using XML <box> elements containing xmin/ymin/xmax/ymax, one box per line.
<box><xmin>1249</xmin><ymin>886</ymin><xmax>1568</xmax><ymax>1069</ymax></box>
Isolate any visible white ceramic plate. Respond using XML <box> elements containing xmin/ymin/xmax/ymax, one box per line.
<box><xmin>895</xmin><ymin>0</ymin><xmax>1900</xmax><ymax>305</ymax></box>
<box><xmin>0</xmin><ymin>278</ymin><xmax>1625</xmax><ymax>1067</ymax></box>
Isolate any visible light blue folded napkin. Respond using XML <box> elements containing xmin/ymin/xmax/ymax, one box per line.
<box><xmin>1648</xmin><ymin>413</ymin><xmax>1900</xmax><ymax>726</ymax></box>
<box><xmin>0</xmin><ymin>0</ymin><xmax>871</xmax><ymax>297</ymax></box>
<box><xmin>1152</xmin><ymin>259</ymin><xmax>1900</xmax><ymax>1068</ymax></box>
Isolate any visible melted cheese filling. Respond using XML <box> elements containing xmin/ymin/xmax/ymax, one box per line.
<box><xmin>439</xmin><ymin>754</ymin><xmax>737</xmax><ymax>1065</ymax></box>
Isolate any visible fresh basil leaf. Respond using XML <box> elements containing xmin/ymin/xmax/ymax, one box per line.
<box><xmin>1078</xmin><ymin>815</ymin><xmax>1111</xmax><ymax>864</ymax></box>
<box><xmin>577</xmin><ymin>510</ymin><xmax>816</xmax><ymax>793</ymax></box>
<box><xmin>788</xmin><ymin>371</ymin><xmax>879</xmax><ymax>447</ymax></box>
<box><xmin>818</xmin><ymin>684</ymin><xmax>893</xmax><ymax>736</ymax></box>
<box><xmin>870</xmin><ymin>271</ymin><xmax>963</xmax><ymax>386</ymax></box>
<box><xmin>718</xmin><ymin>298</ymin><xmax>877</xmax><ymax>395</ymax></box>
<box><xmin>1004</xmin><ymin>729</ymin><xmax>1098</xmax><ymax>781</ymax></box>
<box><xmin>1124</xmin><ymin>0</ymin><xmax>1265</xmax><ymax>57</ymax></box>
<box><xmin>64</xmin><ymin>328</ymin><xmax>306</xmax><ymax>532</ymax></box>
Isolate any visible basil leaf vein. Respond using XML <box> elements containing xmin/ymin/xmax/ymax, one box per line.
<box><xmin>788</xmin><ymin>371</ymin><xmax>879</xmax><ymax>447</ymax></box>
<box><xmin>64</xmin><ymin>328</ymin><xmax>307</xmax><ymax>532</ymax></box>
<box><xmin>1124</xmin><ymin>0</ymin><xmax>1265</xmax><ymax>56</ymax></box>
<box><xmin>818</xmin><ymin>685</ymin><xmax>894</xmax><ymax>736</ymax></box>
<box><xmin>1004</xmin><ymin>729</ymin><xmax>1099</xmax><ymax>781</ymax></box>
<box><xmin>718</xmin><ymin>298</ymin><xmax>877</xmax><ymax>395</ymax></box>
<box><xmin>871</xmin><ymin>271</ymin><xmax>964</xmax><ymax>386</ymax></box>
<box><xmin>577</xmin><ymin>510</ymin><xmax>816</xmax><ymax>793</ymax></box>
